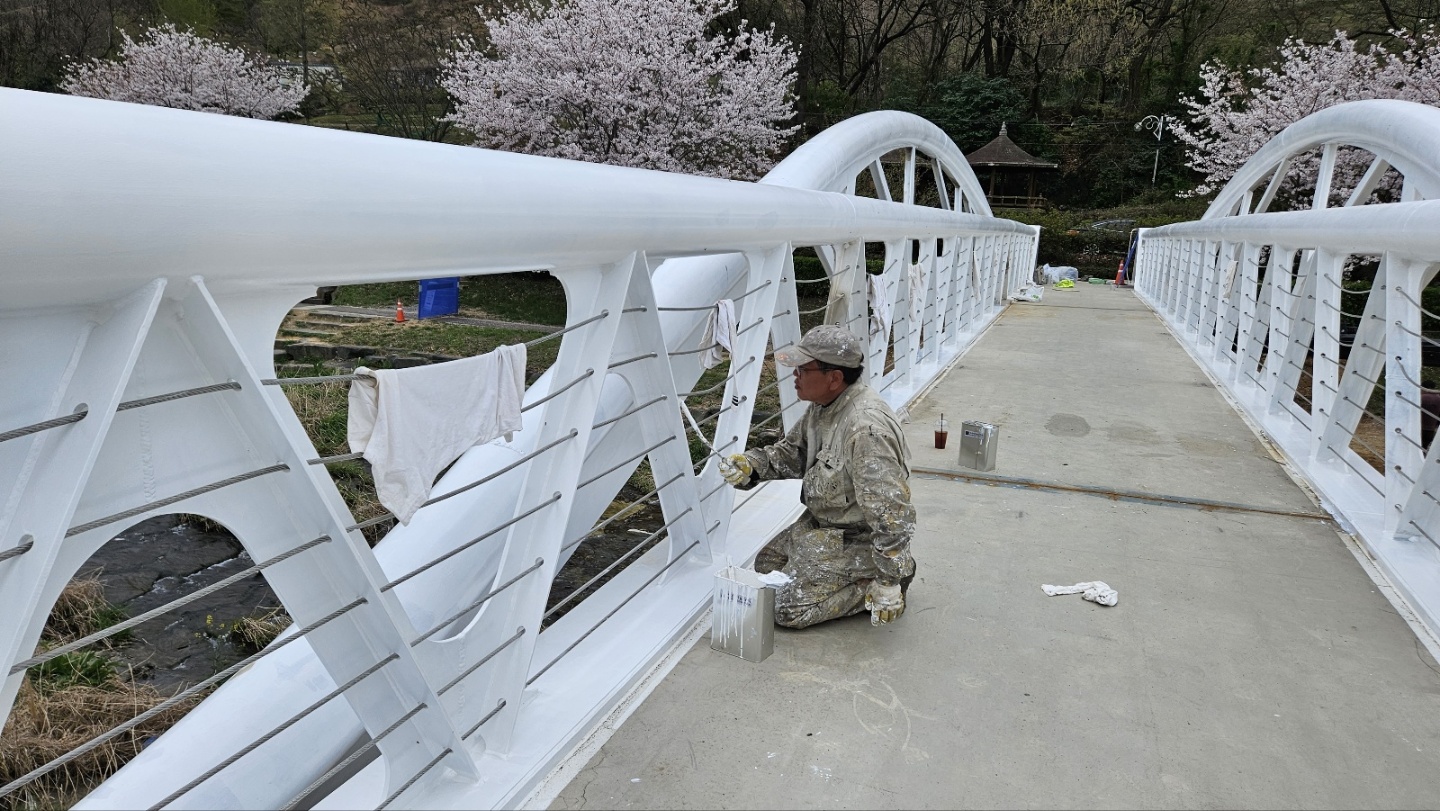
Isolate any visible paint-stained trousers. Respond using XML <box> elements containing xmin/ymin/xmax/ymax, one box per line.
<box><xmin>753</xmin><ymin>514</ymin><xmax>882</xmax><ymax>629</ymax></box>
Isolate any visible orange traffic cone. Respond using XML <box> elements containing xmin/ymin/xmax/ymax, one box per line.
<box><xmin>1114</xmin><ymin>261</ymin><xmax>1125</xmax><ymax>287</ymax></box>
<box><xmin>395</xmin><ymin>299</ymin><xmax>405</xmax><ymax>323</ymax></box>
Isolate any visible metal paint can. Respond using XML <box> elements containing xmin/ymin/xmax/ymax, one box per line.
<box><xmin>710</xmin><ymin>567</ymin><xmax>775</xmax><ymax>663</ymax></box>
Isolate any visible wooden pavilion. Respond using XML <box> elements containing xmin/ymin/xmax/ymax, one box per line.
<box><xmin>965</xmin><ymin>123</ymin><xmax>1058</xmax><ymax>208</ymax></box>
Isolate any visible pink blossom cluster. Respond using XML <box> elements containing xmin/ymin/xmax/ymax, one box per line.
<box><xmin>1172</xmin><ymin>28</ymin><xmax>1440</xmax><ymax>206</ymax></box>
<box><xmin>440</xmin><ymin>0</ymin><xmax>799</xmax><ymax>180</ymax></box>
<box><xmin>61</xmin><ymin>24</ymin><xmax>309</xmax><ymax>120</ymax></box>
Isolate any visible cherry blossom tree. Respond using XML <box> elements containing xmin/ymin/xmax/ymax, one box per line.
<box><xmin>439</xmin><ymin>0</ymin><xmax>799</xmax><ymax>180</ymax></box>
<box><xmin>61</xmin><ymin>24</ymin><xmax>309</xmax><ymax>119</ymax></box>
<box><xmin>1172</xmin><ymin>27</ymin><xmax>1440</xmax><ymax>205</ymax></box>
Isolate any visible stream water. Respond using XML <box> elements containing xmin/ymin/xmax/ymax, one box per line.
<box><xmin>78</xmin><ymin>507</ymin><xmax>666</xmax><ymax>692</ymax></box>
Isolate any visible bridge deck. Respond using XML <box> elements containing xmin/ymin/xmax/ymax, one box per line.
<box><xmin>544</xmin><ymin>284</ymin><xmax>1440</xmax><ymax>810</ymax></box>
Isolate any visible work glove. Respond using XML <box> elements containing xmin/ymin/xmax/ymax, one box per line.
<box><xmin>865</xmin><ymin>581</ymin><xmax>905</xmax><ymax>626</ymax></box>
<box><xmin>718</xmin><ymin>454</ymin><xmax>753</xmax><ymax>487</ymax></box>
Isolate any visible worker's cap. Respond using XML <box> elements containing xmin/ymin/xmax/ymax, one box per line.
<box><xmin>774</xmin><ymin>324</ymin><xmax>864</xmax><ymax>369</ymax></box>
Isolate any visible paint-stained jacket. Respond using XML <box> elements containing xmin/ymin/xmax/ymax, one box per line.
<box><xmin>741</xmin><ymin>382</ymin><xmax>915</xmax><ymax>584</ymax></box>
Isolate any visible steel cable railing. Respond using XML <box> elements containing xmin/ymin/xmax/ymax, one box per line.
<box><xmin>9</xmin><ymin>535</ymin><xmax>332</xmax><ymax>675</ymax></box>
<box><xmin>67</xmin><ymin>464</ymin><xmax>289</xmax><ymax>538</ymax></box>
<box><xmin>0</xmin><ymin>597</ymin><xmax>368</xmax><ymax>801</ymax></box>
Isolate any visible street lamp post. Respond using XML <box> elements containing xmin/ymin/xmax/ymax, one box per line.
<box><xmin>1135</xmin><ymin>114</ymin><xmax>1170</xmax><ymax>186</ymax></box>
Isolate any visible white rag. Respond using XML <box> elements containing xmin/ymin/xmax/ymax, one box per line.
<box><xmin>1042</xmin><ymin>581</ymin><xmax>1119</xmax><ymax>607</ymax></box>
<box><xmin>756</xmin><ymin>570</ymin><xmax>793</xmax><ymax>587</ymax></box>
<box><xmin>867</xmin><ymin>273</ymin><xmax>893</xmax><ymax>340</ymax></box>
<box><xmin>908</xmin><ymin>262</ymin><xmax>930</xmax><ymax>330</ymax></box>
<box><xmin>347</xmin><ymin>344</ymin><xmax>526</xmax><ymax>524</ymax></box>
<box><xmin>700</xmin><ymin>299</ymin><xmax>737</xmax><ymax>370</ymax></box>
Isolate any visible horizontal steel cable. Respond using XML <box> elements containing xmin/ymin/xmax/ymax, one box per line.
<box><xmin>118</xmin><ymin>381</ymin><xmax>242</xmax><ymax>412</ymax></box>
<box><xmin>1409</xmin><ymin>520</ymin><xmax>1440</xmax><ymax>552</ymax></box>
<box><xmin>1394</xmin><ymin>428</ymin><xmax>1427</xmax><ymax>451</ymax></box>
<box><xmin>280</xmin><ymin>703</ymin><xmax>428</xmax><ymax>811</ymax></box>
<box><xmin>751</xmin><ymin>396</ymin><xmax>809</xmax><ymax>432</ymax></box>
<box><xmin>677</xmin><ymin>358</ymin><xmax>755</xmax><ymax>398</ymax></box>
<box><xmin>150</xmin><ymin>652</ymin><xmax>400</xmax><ymax>809</ymax></box>
<box><xmin>793</xmin><ymin>274</ymin><xmax>831</xmax><ymax>284</ymax></box>
<box><xmin>693</xmin><ymin>396</ymin><xmax>747</xmax><ymax>429</ymax></box>
<box><xmin>0</xmin><ymin>598</ymin><xmax>365</xmax><ymax>801</ymax></box>
<box><xmin>798</xmin><ymin>302</ymin><xmax>829</xmax><ymax>315</ymax></box>
<box><xmin>412</xmin><ymin>559</ymin><xmax>544</xmax><ymax>645</ymax></box>
<box><xmin>1395</xmin><ymin>465</ymin><xmax>1416</xmax><ymax>484</ymax></box>
<box><xmin>1394</xmin><ymin>364</ymin><xmax>1439</xmax><ymax>393</ymax></box>
<box><xmin>67</xmin><ymin>464</ymin><xmax>289</xmax><ymax>538</ymax></box>
<box><xmin>560</xmin><ymin>472</ymin><xmax>687</xmax><ymax>555</ymax></box>
<box><xmin>522</xmin><ymin>311</ymin><xmax>609</xmax><ymax>348</ymax></box>
<box><xmin>577</xmin><ymin>436</ymin><xmax>677</xmax><ymax>490</ymax></box>
<box><xmin>263</xmin><ymin>315</ymin><xmax>608</xmax><ymax>387</ymax></box>
<box><xmin>692</xmin><ymin>436</ymin><xmax>742</xmax><ymax>473</ymax></box>
<box><xmin>1318</xmin><ymin>299</ymin><xmax>1363</xmax><ymax>319</ymax></box>
<box><xmin>462</xmin><ymin>698</ymin><xmax>507</xmax><ymax>740</ymax></box>
<box><xmin>668</xmin><ymin>341</ymin><xmax>722</xmax><ymax>358</ymax></box>
<box><xmin>377</xmin><ymin>747</ymin><xmax>452</xmax><ymax>811</ymax></box>
<box><xmin>622</xmin><ymin>307</ymin><xmax>647</xmax><ymax>314</ymax></box>
<box><xmin>11</xmin><ymin>535</ymin><xmax>331</xmax><ymax>675</ymax></box>
<box><xmin>0</xmin><ymin>537</ymin><xmax>34</xmax><ymax>564</ymax></box>
<box><xmin>1397</xmin><ymin>287</ymin><xmax>1440</xmax><ymax>320</ymax></box>
<box><xmin>436</xmin><ymin>626</ymin><xmax>526</xmax><ymax>695</ymax></box>
<box><xmin>544</xmin><ymin>507</ymin><xmax>695</xmax><ymax>620</ymax></box>
<box><xmin>1396</xmin><ymin>391</ymin><xmax>1440</xmax><ymax>423</ymax></box>
<box><xmin>657</xmin><ymin>280</ymin><xmax>772</xmax><ymax>312</ymax></box>
<box><xmin>349</xmin><ymin>431</ymin><xmax>577</xmax><ymax>532</ymax></box>
<box><xmin>0</xmin><ymin>410</ymin><xmax>86</xmax><ymax>444</ymax></box>
<box><xmin>1393</xmin><ymin>321</ymin><xmax>1440</xmax><ymax>347</ymax></box>
<box><xmin>592</xmin><ymin>396</ymin><xmax>667</xmax><ymax>431</ymax></box>
<box><xmin>735</xmin><ymin>316</ymin><xmax>769</xmax><ymax>337</ymax></box>
<box><xmin>381</xmin><ymin>494</ymin><xmax>560</xmax><ymax>592</ymax></box>
<box><xmin>527</xmin><ymin>539</ymin><xmax>702</xmax><ymax>685</ymax></box>
<box><xmin>519</xmin><ymin>369</ymin><xmax>595</xmax><ymax>414</ymax></box>
<box><xmin>6</xmin><ymin>381</ymin><xmax>233</xmax><ymax>446</ymax></box>
<box><xmin>1323</xmin><ymin>444</ymin><xmax>1386</xmax><ymax>494</ymax></box>
<box><xmin>608</xmin><ymin>351</ymin><xmax>657</xmax><ymax>370</ymax></box>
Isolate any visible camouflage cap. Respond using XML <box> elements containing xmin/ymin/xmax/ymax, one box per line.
<box><xmin>774</xmin><ymin>324</ymin><xmax>865</xmax><ymax>368</ymax></box>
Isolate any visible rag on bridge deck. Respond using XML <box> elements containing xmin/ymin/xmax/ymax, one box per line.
<box><xmin>348</xmin><ymin>344</ymin><xmax>526</xmax><ymax>524</ymax></box>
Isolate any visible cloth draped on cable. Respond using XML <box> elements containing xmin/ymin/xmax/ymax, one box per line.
<box><xmin>701</xmin><ymin>298</ymin><xmax>737</xmax><ymax>370</ymax></box>
<box><xmin>347</xmin><ymin>344</ymin><xmax>527</xmax><ymax>524</ymax></box>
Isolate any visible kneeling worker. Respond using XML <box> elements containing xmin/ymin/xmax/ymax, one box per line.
<box><xmin>721</xmin><ymin>324</ymin><xmax>916</xmax><ymax>629</ymax></box>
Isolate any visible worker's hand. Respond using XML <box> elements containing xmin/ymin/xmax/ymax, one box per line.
<box><xmin>865</xmin><ymin>581</ymin><xmax>905</xmax><ymax>626</ymax></box>
<box><xmin>718</xmin><ymin>454</ymin><xmax>753</xmax><ymax>487</ymax></box>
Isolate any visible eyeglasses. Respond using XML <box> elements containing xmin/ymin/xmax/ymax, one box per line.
<box><xmin>794</xmin><ymin>363</ymin><xmax>835</xmax><ymax>376</ymax></box>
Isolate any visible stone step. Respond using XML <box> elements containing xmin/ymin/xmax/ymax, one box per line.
<box><xmin>279</xmin><ymin>327</ymin><xmax>339</xmax><ymax>339</ymax></box>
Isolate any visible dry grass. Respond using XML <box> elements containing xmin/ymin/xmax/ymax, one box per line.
<box><xmin>0</xmin><ymin>677</ymin><xmax>202</xmax><ymax>811</ymax></box>
<box><xmin>42</xmin><ymin>578</ymin><xmax>124</xmax><ymax>647</ymax></box>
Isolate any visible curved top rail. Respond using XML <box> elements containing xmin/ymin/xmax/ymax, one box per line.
<box><xmin>1204</xmin><ymin>99</ymin><xmax>1440</xmax><ymax>219</ymax></box>
<box><xmin>0</xmin><ymin>90</ymin><xmax>1027</xmax><ymax>311</ymax></box>
<box><xmin>760</xmin><ymin>110</ymin><xmax>991</xmax><ymax>215</ymax></box>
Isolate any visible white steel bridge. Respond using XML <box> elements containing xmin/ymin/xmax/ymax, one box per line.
<box><xmin>1</xmin><ymin>90</ymin><xmax>1437</xmax><ymax>809</ymax></box>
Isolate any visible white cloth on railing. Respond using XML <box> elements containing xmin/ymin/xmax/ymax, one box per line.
<box><xmin>701</xmin><ymin>298</ymin><xmax>737</xmax><ymax>369</ymax></box>
<box><xmin>908</xmin><ymin>262</ymin><xmax>930</xmax><ymax>330</ymax></box>
<box><xmin>1042</xmin><ymin>581</ymin><xmax>1119</xmax><ymax>607</ymax></box>
<box><xmin>347</xmin><ymin>344</ymin><xmax>527</xmax><ymax>524</ymax></box>
<box><xmin>868</xmin><ymin>273</ymin><xmax>893</xmax><ymax>340</ymax></box>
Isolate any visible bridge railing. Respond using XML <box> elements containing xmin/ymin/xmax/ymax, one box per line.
<box><xmin>1133</xmin><ymin>99</ymin><xmax>1440</xmax><ymax>647</ymax></box>
<box><xmin>0</xmin><ymin>89</ymin><xmax>1036</xmax><ymax>809</ymax></box>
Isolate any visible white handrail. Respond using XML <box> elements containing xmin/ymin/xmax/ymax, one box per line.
<box><xmin>0</xmin><ymin>88</ymin><xmax>1037</xmax><ymax>810</ymax></box>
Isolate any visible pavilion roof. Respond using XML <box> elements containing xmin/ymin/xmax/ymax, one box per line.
<box><xmin>965</xmin><ymin>123</ymin><xmax>1058</xmax><ymax>169</ymax></box>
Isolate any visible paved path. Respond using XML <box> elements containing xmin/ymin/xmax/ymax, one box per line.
<box><xmin>548</xmin><ymin>284</ymin><xmax>1440</xmax><ymax>810</ymax></box>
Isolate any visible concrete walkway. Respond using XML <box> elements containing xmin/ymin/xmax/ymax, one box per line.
<box><xmin>548</xmin><ymin>284</ymin><xmax>1440</xmax><ymax>810</ymax></box>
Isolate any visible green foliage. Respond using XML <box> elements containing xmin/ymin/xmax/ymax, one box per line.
<box><xmin>157</xmin><ymin>0</ymin><xmax>219</xmax><ymax>34</ymax></box>
<box><xmin>900</xmin><ymin>73</ymin><xmax>1038</xmax><ymax>154</ymax></box>
<box><xmin>33</xmin><ymin>652</ymin><xmax>117</xmax><ymax>693</ymax></box>
<box><xmin>332</xmin><ymin>272</ymin><xmax>569</xmax><ymax>326</ymax></box>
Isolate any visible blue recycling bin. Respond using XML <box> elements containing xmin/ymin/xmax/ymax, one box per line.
<box><xmin>417</xmin><ymin>277</ymin><xmax>460</xmax><ymax>319</ymax></box>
